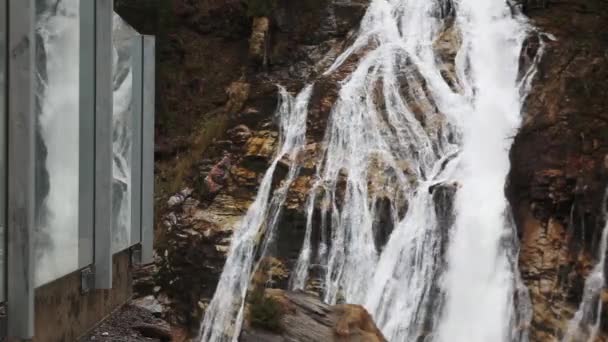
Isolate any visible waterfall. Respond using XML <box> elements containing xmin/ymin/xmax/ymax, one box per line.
<box><xmin>199</xmin><ymin>85</ymin><xmax>313</xmax><ymax>342</ymax></box>
<box><xmin>562</xmin><ymin>190</ymin><xmax>608</xmax><ymax>342</ymax></box>
<box><xmin>201</xmin><ymin>0</ymin><xmax>540</xmax><ymax>341</ymax></box>
<box><xmin>34</xmin><ymin>0</ymin><xmax>80</xmax><ymax>286</ymax></box>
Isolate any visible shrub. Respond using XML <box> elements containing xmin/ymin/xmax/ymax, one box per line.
<box><xmin>248</xmin><ymin>288</ymin><xmax>283</xmax><ymax>332</ymax></box>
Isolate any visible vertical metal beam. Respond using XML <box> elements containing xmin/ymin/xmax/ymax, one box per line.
<box><xmin>130</xmin><ymin>36</ymin><xmax>143</xmax><ymax>246</ymax></box>
<box><xmin>7</xmin><ymin>0</ymin><xmax>35</xmax><ymax>338</ymax></box>
<box><xmin>0</xmin><ymin>0</ymin><xmax>7</xmax><ymax>304</ymax></box>
<box><xmin>141</xmin><ymin>36</ymin><xmax>155</xmax><ymax>263</ymax></box>
<box><xmin>78</xmin><ymin>0</ymin><xmax>95</xmax><ymax>269</ymax></box>
<box><xmin>94</xmin><ymin>0</ymin><xmax>114</xmax><ymax>289</ymax></box>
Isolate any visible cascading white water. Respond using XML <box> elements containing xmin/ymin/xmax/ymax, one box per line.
<box><xmin>35</xmin><ymin>0</ymin><xmax>80</xmax><ymax>285</ymax></box>
<box><xmin>199</xmin><ymin>85</ymin><xmax>313</xmax><ymax>342</ymax></box>
<box><xmin>436</xmin><ymin>1</ymin><xmax>532</xmax><ymax>341</ymax></box>
<box><xmin>293</xmin><ymin>0</ymin><xmax>535</xmax><ymax>341</ymax></box>
<box><xmin>291</xmin><ymin>5</ymin><xmax>464</xmax><ymax>340</ymax></box>
<box><xmin>563</xmin><ymin>190</ymin><xmax>608</xmax><ymax>342</ymax></box>
<box><xmin>201</xmin><ymin>0</ymin><xmax>540</xmax><ymax>341</ymax></box>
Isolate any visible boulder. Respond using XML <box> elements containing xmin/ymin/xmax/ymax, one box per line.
<box><xmin>241</xmin><ymin>290</ymin><xmax>386</xmax><ymax>342</ymax></box>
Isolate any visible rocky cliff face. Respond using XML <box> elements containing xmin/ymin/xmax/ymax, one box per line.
<box><xmin>147</xmin><ymin>0</ymin><xmax>608</xmax><ymax>340</ymax></box>
<box><xmin>152</xmin><ymin>0</ymin><xmax>371</xmax><ymax>331</ymax></box>
<box><xmin>508</xmin><ymin>0</ymin><xmax>608</xmax><ymax>340</ymax></box>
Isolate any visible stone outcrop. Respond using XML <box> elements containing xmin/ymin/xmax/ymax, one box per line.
<box><xmin>241</xmin><ymin>289</ymin><xmax>386</xmax><ymax>342</ymax></box>
<box><xmin>151</xmin><ymin>0</ymin><xmax>373</xmax><ymax>332</ymax></box>
<box><xmin>508</xmin><ymin>0</ymin><xmax>608</xmax><ymax>340</ymax></box>
<box><xmin>249</xmin><ymin>17</ymin><xmax>270</xmax><ymax>67</ymax></box>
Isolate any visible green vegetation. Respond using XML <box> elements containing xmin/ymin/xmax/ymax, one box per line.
<box><xmin>243</xmin><ymin>0</ymin><xmax>278</xmax><ymax>17</ymax></box>
<box><xmin>169</xmin><ymin>112</ymin><xmax>229</xmax><ymax>194</ymax></box>
<box><xmin>248</xmin><ymin>288</ymin><xmax>283</xmax><ymax>332</ymax></box>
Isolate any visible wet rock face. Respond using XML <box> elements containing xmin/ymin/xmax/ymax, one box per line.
<box><xmin>156</xmin><ymin>190</ymin><xmax>251</xmax><ymax>327</ymax></box>
<box><xmin>156</xmin><ymin>123</ymin><xmax>316</xmax><ymax>327</ymax></box>
<box><xmin>507</xmin><ymin>0</ymin><xmax>608</xmax><ymax>340</ymax></box>
<box><xmin>173</xmin><ymin>0</ymin><xmax>250</xmax><ymax>38</ymax></box>
<box><xmin>153</xmin><ymin>0</ymin><xmax>373</xmax><ymax>330</ymax></box>
<box><xmin>153</xmin><ymin>0</ymin><xmax>463</xmax><ymax>332</ymax></box>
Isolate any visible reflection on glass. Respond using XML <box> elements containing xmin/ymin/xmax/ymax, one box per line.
<box><xmin>34</xmin><ymin>0</ymin><xmax>81</xmax><ymax>286</ymax></box>
<box><xmin>112</xmin><ymin>14</ymin><xmax>138</xmax><ymax>252</ymax></box>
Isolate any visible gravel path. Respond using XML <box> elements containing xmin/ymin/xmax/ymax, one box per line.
<box><xmin>80</xmin><ymin>304</ymin><xmax>173</xmax><ymax>342</ymax></box>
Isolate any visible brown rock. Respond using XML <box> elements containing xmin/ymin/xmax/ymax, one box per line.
<box><xmin>244</xmin><ymin>131</ymin><xmax>278</xmax><ymax>160</ymax></box>
<box><xmin>132</xmin><ymin>323</ymin><xmax>172</xmax><ymax>341</ymax></box>
<box><xmin>250</xmin><ymin>17</ymin><xmax>270</xmax><ymax>66</ymax></box>
<box><xmin>334</xmin><ymin>1</ymin><xmax>369</xmax><ymax>35</ymax></box>
<box><xmin>228</xmin><ymin>124</ymin><xmax>253</xmax><ymax>144</ymax></box>
<box><xmin>225</xmin><ymin>81</ymin><xmax>251</xmax><ymax>115</ymax></box>
<box><xmin>241</xmin><ymin>290</ymin><xmax>386</xmax><ymax>342</ymax></box>
<box><xmin>203</xmin><ymin>156</ymin><xmax>232</xmax><ymax>196</ymax></box>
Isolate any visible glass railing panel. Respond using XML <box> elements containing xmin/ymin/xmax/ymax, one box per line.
<box><xmin>34</xmin><ymin>0</ymin><xmax>84</xmax><ymax>286</ymax></box>
<box><xmin>0</xmin><ymin>0</ymin><xmax>5</xmax><ymax>302</ymax></box>
<box><xmin>111</xmin><ymin>13</ymin><xmax>139</xmax><ymax>253</ymax></box>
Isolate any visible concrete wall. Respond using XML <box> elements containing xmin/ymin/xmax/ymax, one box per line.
<box><xmin>31</xmin><ymin>250</ymin><xmax>133</xmax><ymax>342</ymax></box>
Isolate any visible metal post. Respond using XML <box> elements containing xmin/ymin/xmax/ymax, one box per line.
<box><xmin>141</xmin><ymin>36</ymin><xmax>155</xmax><ymax>263</ymax></box>
<box><xmin>93</xmin><ymin>0</ymin><xmax>114</xmax><ymax>289</ymax></box>
<box><xmin>130</xmin><ymin>36</ymin><xmax>143</xmax><ymax>245</ymax></box>
<box><xmin>7</xmin><ymin>0</ymin><xmax>35</xmax><ymax>338</ymax></box>
<box><xmin>0</xmin><ymin>0</ymin><xmax>7</xmax><ymax>305</ymax></box>
<box><xmin>78</xmin><ymin>0</ymin><xmax>95</xmax><ymax>269</ymax></box>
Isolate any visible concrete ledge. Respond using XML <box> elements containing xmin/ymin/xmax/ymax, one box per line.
<box><xmin>31</xmin><ymin>250</ymin><xmax>133</xmax><ymax>342</ymax></box>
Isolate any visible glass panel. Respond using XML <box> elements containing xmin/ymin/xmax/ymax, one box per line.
<box><xmin>111</xmin><ymin>14</ymin><xmax>138</xmax><ymax>253</ymax></box>
<box><xmin>0</xmin><ymin>0</ymin><xmax>5</xmax><ymax>301</ymax></box>
<box><xmin>34</xmin><ymin>0</ymin><xmax>81</xmax><ymax>286</ymax></box>
<box><xmin>141</xmin><ymin>36</ymin><xmax>155</xmax><ymax>263</ymax></box>
<box><xmin>78</xmin><ymin>0</ymin><xmax>95</xmax><ymax>270</ymax></box>
<box><xmin>131</xmin><ymin>36</ymin><xmax>143</xmax><ymax>246</ymax></box>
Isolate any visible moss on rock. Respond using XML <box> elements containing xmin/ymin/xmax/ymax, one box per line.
<box><xmin>248</xmin><ymin>288</ymin><xmax>284</xmax><ymax>332</ymax></box>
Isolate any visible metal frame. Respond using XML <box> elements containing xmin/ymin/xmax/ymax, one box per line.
<box><xmin>7</xmin><ymin>0</ymin><xmax>35</xmax><ymax>338</ymax></box>
<box><xmin>141</xmin><ymin>36</ymin><xmax>155</xmax><ymax>263</ymax></box>
<box><xmin>130</xmin><ymin>36</ymin><xmax>143</xmax><ymax>246</ymax></box>
<box><xmin>0</xmin><ymin>0</ymin><xmax>7</xmax><ymax>304</ymax></box>
<box><xmin>93</xmin><ymin>0</ymin><xmax>114</xmax><ymax>289</ymax></box>
<box><xmin>79</xmin><ymin>0</ymin><xmax>95</xmax><ymax>270</ymax></box>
